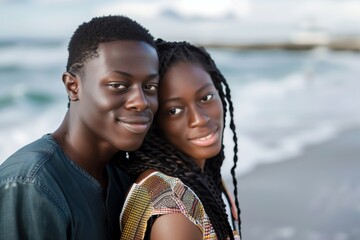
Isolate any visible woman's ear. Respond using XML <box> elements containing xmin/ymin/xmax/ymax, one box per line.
<box><xmin>62</xmin><ymin>72</ymin><xmax>79</xmax><ymax>101</ymax></box>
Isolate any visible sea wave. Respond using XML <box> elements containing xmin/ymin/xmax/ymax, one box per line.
<box><xmin>0</xmin><ymin>42</ymin><xmax>67</xmax><ymax>70</ymax></box>
<box><xmin>1</xmin><ymin>48</ymin><xmax>360</xmax><ymax>176</ymax></box>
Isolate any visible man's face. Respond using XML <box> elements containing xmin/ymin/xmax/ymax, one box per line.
<box><xmin>75</xmin><ymin>41</ymin><xmax>159</xmax><ymax>151</ymax></box>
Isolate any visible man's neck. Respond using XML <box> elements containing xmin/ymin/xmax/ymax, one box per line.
<box><xmin>52</xmin><ymin>111</ymin><xmax>114</xmax><ymax>188</ymax></box>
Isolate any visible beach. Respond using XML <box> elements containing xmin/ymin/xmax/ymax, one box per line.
<box><xmin>0</xmin><ymin>1</ymin><xmax>360</xmax><ymax>240</ymax></box>
<box><xmin>234</xmin><ymin>129</ymin><xmax>360</xmax><ymax>240</ymax></box>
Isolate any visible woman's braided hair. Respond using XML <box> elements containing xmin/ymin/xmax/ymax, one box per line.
<box><xmin>118</xmin><ymin>39</ymin><xmax>241</xmax><ymax>239</ymax></box>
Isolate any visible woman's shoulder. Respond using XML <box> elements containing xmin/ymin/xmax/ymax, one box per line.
<box><xmin>130</xmin><ymin>170</ymin><xmax>208</xmax><ymax>221</ymax></box>
<box><xmin>134</xmin><ymin>170</ymin><xmax>191</xmax><ymax>195</ymax></box>
<box><xmin>121</xmin><ymin>170</ymin><xmax>219</xmax><ymax>239</ymax></box>
<box><xmin>141</xmin><ymin>172</ymin><xmax>209</xmax><ymax>224</ymax></box>
<box><xmin>131</xmin><ymin>171</ymin><xmax>191</xmax><ymax>203</ymax></box>
<box><xmin>124</xmin><ymin>170</ymin><xmax>189</xmax><ymax>208</ymax></box>
<box><xmin>135</xmin><ymin>169</ymin><xmax>178</xmax><ymax>185</ymax></box>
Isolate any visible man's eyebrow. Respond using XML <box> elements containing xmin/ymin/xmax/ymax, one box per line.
<box><xmin>114</xmin><ymin>71</ymin><xmax>132</xmax><ymax>78</ymax></box>
<box><xmin>146</xmin><ymin>73</ymin><xmax>160</xmax><ymax>80</ymax></box>
<box><xmin>113</xmin><ymin>71</ymin><xmax>159</xmax><ymax>80</ymax></box>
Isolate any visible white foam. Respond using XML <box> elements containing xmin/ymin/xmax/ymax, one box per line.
<box><xmin>0</xmin><ymin>104</ymin><xmax>66</xmax><ymax>163</ymax></box>
<box><xmin>219</xmin><ymin>49</ymin><xmax>360</xmax><ymax>179</ymax></box>
<box><xmin>0</xmin><ymin>44</ymin><xmax>67</xmax><ymax>69</ymax></box>
<box><xmin>1</xmin><ymin>48</ymin><xmax>360</xmax><ymax>179</ymax></box>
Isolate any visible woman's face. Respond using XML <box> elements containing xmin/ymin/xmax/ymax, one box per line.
<box><xmin>156</xmin><ymin>61</ymin><xmax>224</xmax><ymax>169</ymax></box>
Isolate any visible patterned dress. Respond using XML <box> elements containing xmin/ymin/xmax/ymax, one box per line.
<box><xmin>120</xmin><ymin>171</ymin><xmax>240</xmax><ymax>240</ymax></box>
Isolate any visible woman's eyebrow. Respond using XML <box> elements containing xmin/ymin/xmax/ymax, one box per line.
<box><xmin>196</xmin><ymin>83</ymin><xmax>213</xmax><ymax>94</ymax></box>
<box><xmin>161</xmin><ymin>83</ymin><xmax>213</xmax><ymax>104</ymax></box>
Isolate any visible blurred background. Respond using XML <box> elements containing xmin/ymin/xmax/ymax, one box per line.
<box><xmin>1</xmin><ymin>0</ymin><xmax>360</xmax><ymax>239</ymax></box>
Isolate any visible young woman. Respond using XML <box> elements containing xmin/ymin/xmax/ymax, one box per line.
<box><xmin>118</xmin><ymin>39</ymin><xmax>242</xmax><ymax>240</ymax></box>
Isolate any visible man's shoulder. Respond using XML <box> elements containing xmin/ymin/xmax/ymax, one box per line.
<box><xmin>0</xmin><ymin>134</ymin><xmax>61</xmax><ymax>183</ymax></box>
<box><xmin>107</xmin><ymin>161</ymin><xmax>133</xmax><ymax>193</ymax></box>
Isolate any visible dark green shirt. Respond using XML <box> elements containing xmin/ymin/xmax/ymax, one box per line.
<box><xmin>0</xmin><ymin>134</ymin><xmax>131</xmax><ymax>240</ymax></box>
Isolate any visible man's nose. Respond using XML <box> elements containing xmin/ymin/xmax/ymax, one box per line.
<box><xmin>124</xmin><ymin>85</ymin><xmax>149</xmax><ymax>111</ymax></box>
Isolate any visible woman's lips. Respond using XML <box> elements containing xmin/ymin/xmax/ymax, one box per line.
<box><xmin>189</xmin><ymin>129</ymin><xmax>219</xmax><ymax>147</ymax></box>
<box><xmin>118</xmin><ymin>116</ymin><xmax>151</xmax><ymax>134</ymax></box>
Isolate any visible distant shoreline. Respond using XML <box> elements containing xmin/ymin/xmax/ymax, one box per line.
<box><xmin>1</xmin><ymin>36</ymin><xmax>360</xmax><ymax>51</ymax></box>
<box><xmin>200</xmin><ymin>37</ymin><xmax>360</xmax><ymax>51</ymax></box>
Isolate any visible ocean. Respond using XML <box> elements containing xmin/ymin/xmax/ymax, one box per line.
<box><xmin>1</xmin><ymin>2</ymin><xmax>360</xmax><ymax>239</ymax></box>
<box><xmin>1</xmin><ymin>39</ymin><xmax>360</xmax><ymax>179</ymax></box>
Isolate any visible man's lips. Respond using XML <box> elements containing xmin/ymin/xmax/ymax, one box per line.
<box><xmin>188</xmin><ymin>128</ymin><xmax>219</xmax><ymax>147</ymax></box>
<box><xmin>117</xmin><ymin>116</ymin><xmax>151</xmax><ymax>134</ymax></box>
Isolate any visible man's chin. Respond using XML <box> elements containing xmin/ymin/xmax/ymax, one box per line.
<box><xmin>117</xmin><ymin>141</ymin><xmax>144</xmax><ymax>152</ymax></box>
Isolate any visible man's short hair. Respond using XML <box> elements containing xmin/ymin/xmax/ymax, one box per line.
<box><xmin>66</xmin><ymin>15</ymin><xmax>155</xmax><ymax>75</ymax></box>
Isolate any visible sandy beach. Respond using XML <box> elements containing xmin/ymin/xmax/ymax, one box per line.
<box><xmin>234</xmin><ymin>129</ymin><xmax>360</xmax><ymax>240</ymax></box>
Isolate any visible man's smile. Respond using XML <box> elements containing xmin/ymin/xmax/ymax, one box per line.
<box><xmin>117</xmin><ymin>116</ymin><xmax>151</xmax><ymax>134</ymax></box>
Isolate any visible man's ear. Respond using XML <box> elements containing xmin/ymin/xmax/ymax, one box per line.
<box><xmin>62</xmin><ymin>72</ymin><xmax>79</xmax><ymax>101</ymax></box>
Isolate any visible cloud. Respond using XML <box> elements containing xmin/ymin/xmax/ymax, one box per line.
<box><xmin>96</xmin><ymin>0</ymin><xmax>250</xmax><ymax>21</ymax></box>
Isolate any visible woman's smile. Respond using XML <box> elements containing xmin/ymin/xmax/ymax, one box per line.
<box><xmin>188</xmin><ymin>128</ymin><xmax>219</xmax><ymax>147</ymax></box>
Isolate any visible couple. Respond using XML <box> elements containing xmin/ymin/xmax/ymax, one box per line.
<box><xmin>0</xmin><ymin>15</ymin><xmax>241</xmax><ymax>240</ymax></box>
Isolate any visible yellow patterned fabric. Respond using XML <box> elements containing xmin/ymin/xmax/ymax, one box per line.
<box><xmin>120</xmin><ymin>171</ymin><xmax>240</xmax><ymax>240</ymax></box>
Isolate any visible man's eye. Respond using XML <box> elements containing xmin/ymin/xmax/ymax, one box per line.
<box><xmin>168</xmin><ymin>107</ymin><xmax>183</xmax><ymax>115</ymax></box>
<box><xmin>144</xmin><ymin>84</ymin><xmax>158</xmax><ymax>92</ymax></box>
<box><xmin>201</xmin><ymin>94</ymin><xmax>213</xmax><ymax>102</ymax></box>
<box><xmin>108</xmin><ymin>83</ymin><xmax>127</xmax><ymax>90</ymax></box>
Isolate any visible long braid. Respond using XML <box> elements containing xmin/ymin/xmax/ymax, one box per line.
<box><xmin>119</xmin><ymin>39</ymin><xmax>241</xmax><ymax>239</ymax></box>
<box><xmin>202</xmin><ymin>49</ymin><xmax>242</xmax><ymax>237</ymax></box>
<box><xmin>222</xmin><ymin>77</ymin><xmax>242</xmax><ymax>237</ymax></box>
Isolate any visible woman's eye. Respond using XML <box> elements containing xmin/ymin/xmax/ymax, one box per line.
<box><xmin>201</xmin><ymin>93</ymin><xmax>213</xmax><ymax>102</ymax></box>
<box><xmin>168</xmin><ymin>107</ymin><xmax>183</xmax><ymax>115</ymax></box>
<box><xmin>108</xmin><ymin>83</ymin><xmax>127</xmax><ymax>90</ymax></box>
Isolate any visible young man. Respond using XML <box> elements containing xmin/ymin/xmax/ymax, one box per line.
<box><xmin>0</xmin><ymin>15</ymin><xmax>159</xmax><ymax>239</ymax></box>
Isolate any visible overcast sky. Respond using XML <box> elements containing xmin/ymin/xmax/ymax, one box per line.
<box><xmin>1</xmin><ymin>0</ymin><xmax>360</xmax><ymax>43</ymax></box>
